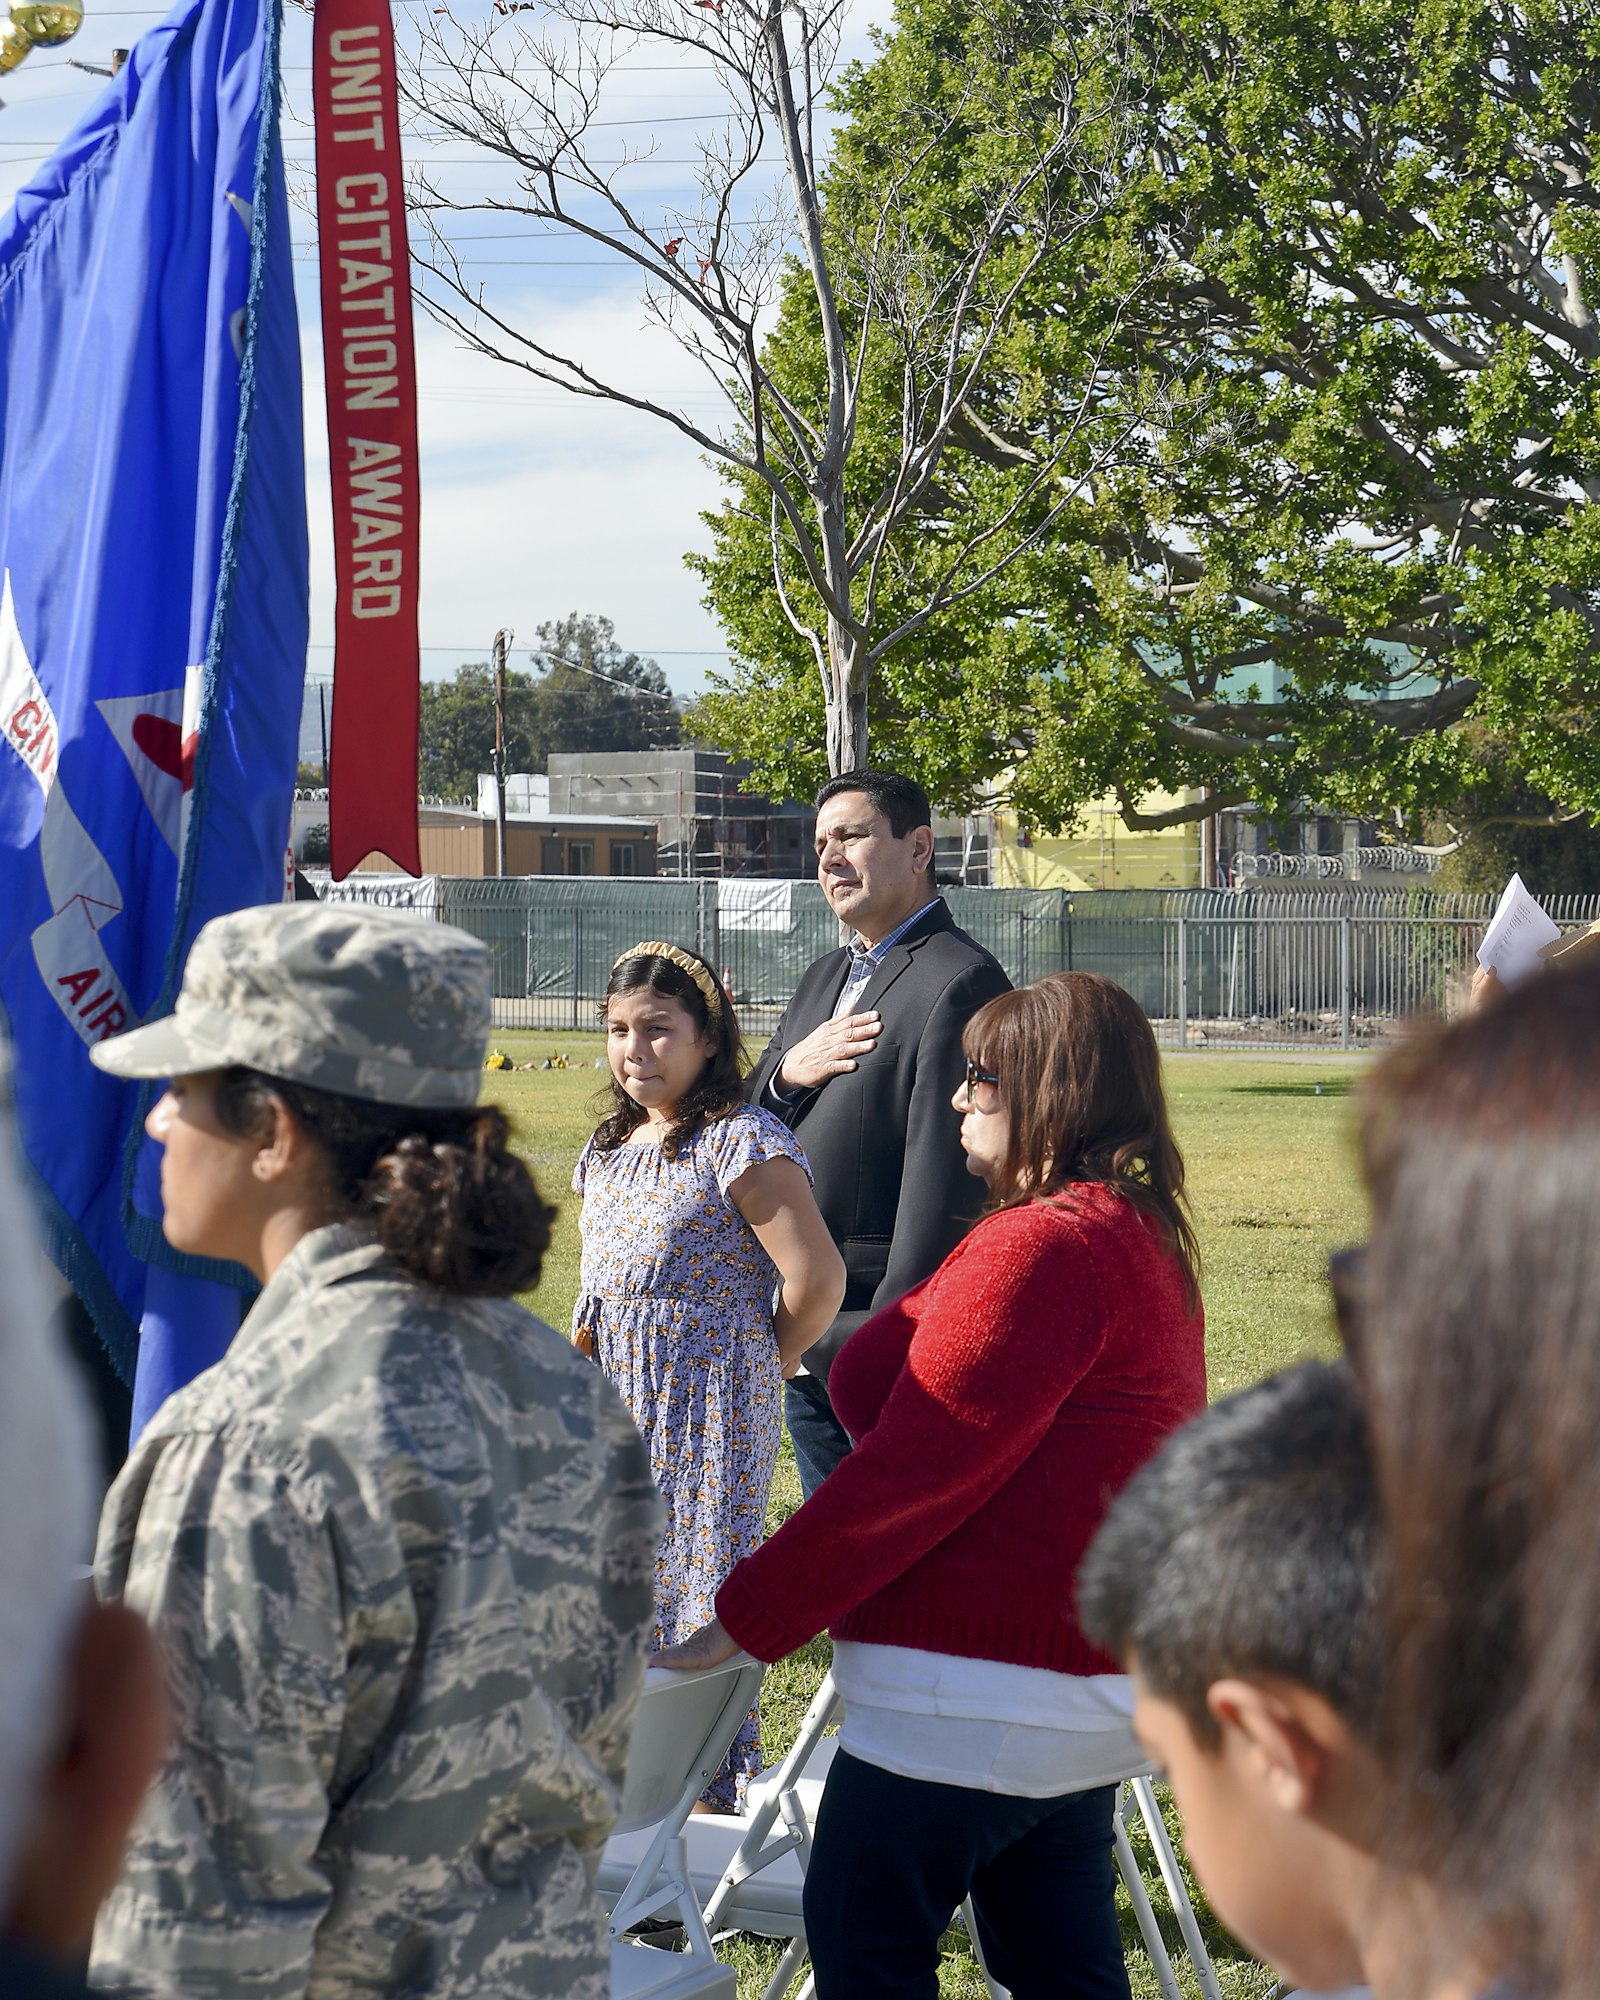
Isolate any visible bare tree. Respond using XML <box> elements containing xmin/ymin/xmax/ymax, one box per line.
<box><xmin>401</xmin><ymin>0</ymin><xmax>1145</xmax><ymax>773</ymax></box>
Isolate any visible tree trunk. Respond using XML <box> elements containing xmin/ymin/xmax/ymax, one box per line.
<box><xmin>826</xmin><ymin>619</ymin><xmax>869</xmax><ymax>774</ymax></box>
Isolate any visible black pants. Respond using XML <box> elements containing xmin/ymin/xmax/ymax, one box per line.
<box><xmin>784</xmin><ymin>1372</ymin><xmax>853</xmax><ymax>1499</ymax></box>
<box><xmin>802</xmin><ymin>1750</ymin><xmax>1131</xmax><ymax>2000</ymax></box>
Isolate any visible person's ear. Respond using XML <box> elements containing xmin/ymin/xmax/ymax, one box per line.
<box><xmin>1206</xmin><ymin>1676</ymin><xmax>1330</xmax><ymax>1818</ymax></box>
<box><xmin>4</xmin><ymin>1600</ymin><xmax>168</xmax><ymax>1960</ymax></box>
<box><xmin>909</xmin><ymin>824</ymin><xmax>934</xmax><ymax>876</ymax></box>
<box><xmin>251</xmin><ymin>1092</ymin><xmax>305</xmax><ymax>1184</ymax></box>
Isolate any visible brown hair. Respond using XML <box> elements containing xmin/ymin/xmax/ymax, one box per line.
<box><xmin>964</xmin><ymin>972</ymin><xmax>1199</xmax><ymax>1306</ymax></box>
<box><xmin>1354</xmin><ymin>958</ymin><xmax>1600</xmax><ymax>1998</ymax></box>
<box><xmin>592</xmin><ymin>945</ymin><xmax>745</xmax><ymax>1161</ymax></box>
<box><xmin>214</xmin><ymin>1068</ymin><xmax>554</xmax><ymax>1297</ymax></box>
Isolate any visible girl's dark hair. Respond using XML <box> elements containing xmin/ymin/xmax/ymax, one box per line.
<box><xmin>214</xmin><ymin>1067</ymin><xmax>555</xmax><ymax>1297</ymax></box>
<box><xmin>592</xmin><ymin>947</ymin><xmax>744</xmax><ymax>1160</ymax></box>
<box><xmin>1354</xmin><ymin>958</ymin><xmax>1600</xmax><ymax>1999</ymax></box>
<box><xmin>964</xmin><ymin>972</ymin><xmax>1200</xmax><ymax>1307</ymax></box>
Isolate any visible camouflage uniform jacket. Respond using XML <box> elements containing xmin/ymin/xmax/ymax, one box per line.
<box><xmin>89</xmin><ymin>1223</ymin><xmax>663</xmax><ymax>2000</ymax></box>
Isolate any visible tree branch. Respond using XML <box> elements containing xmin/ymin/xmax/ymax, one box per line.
<box><xmin>1115</xmin><ymin>784</ymin><xmax>1251</xmax><ymax>829</ymax></box>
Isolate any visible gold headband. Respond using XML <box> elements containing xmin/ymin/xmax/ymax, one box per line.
<box><xmin>613</xmin><ymin>941</ymin><xmax>722</xmax><ymax>1018</ymax></box>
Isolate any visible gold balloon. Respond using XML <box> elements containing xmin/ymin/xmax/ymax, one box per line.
<box><xmin>0</xmin><ymin>14</ymin><xmax>31</xmax><ymax>67</ymax></box>
<box><xmin>12</xmin><ymin>0</ymin><xmax>82</xmax><ymax>43</ymax></box>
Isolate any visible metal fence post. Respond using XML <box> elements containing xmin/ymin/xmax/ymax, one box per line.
<box><xmin>523</xmin><ymin>883</ymin><xmax>532</xmax><ymax>1028</ymax></box>
<box><xmin>1177</xmin><ymin>915</ymin><xmax>1188</xmax><ymax>1048</ymax></box>
<box><xmin>1339</xmin><ymin>916</ymin><xmax>1352</xmax><ymax>1050</ymax></box>
<box><xmin>572</xmin><ymin>906</ymin><xmax>582</xmax><ymax>1032</ymax></box>
<box><xmin>696</xmin><ymin>879</ymin><xmax>709</xmax><ymax>960</ymax></box>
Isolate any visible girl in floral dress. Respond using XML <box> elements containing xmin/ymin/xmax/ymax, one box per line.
<box><xmin>573</xmin><ymin>942</ymin><xmax>844</xmax><ymax>1806</ymax></box>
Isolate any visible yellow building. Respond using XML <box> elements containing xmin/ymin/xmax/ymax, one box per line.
<box><xmin>991</xmin><ymin>789</ymin><xmax>1204</xmax><ymax>891</ymax></box>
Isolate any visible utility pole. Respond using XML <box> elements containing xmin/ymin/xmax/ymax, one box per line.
<box><xmin>1200</xmin><ymin>785</ymin><xmax>1215</xmax><ymax>890</ymax></box>
<box><xmin>492</xmin><ymin>626</ymin><xmax>512</xmax><ymax>876</ymax></box>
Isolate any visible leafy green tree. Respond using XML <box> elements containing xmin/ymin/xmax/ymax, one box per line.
<box><xmin>693</xmin><ymin>0</ymin><xmax>1600</xmax><ymax>837</ymax></box>
<box><xmin>418</xmin><ymin>662</ymin><xmax>506</xmax><ymax>801</ymax></box>
<box><xmin>1430</xmin><ymin>731</ymin><xmax>1600</xmax><ymax>896</ymax></box>
<box><xmin>417</xmin><ymin>617</ymin><xmax>678</xmax><ymax>798</ymax></box>
<box><xmin>1436</xmin><ymin>814</ymin><xmax>1600</xmax><ymax>899</ymax></box>
<box><xmin>405</xmin><ymin>0</ymin><xmax>1137</xmax><ymax>774</ymax></box>
<box><xmin>527</xmin><ymin>613</ymin><xmax>680</xmax><ymax>757</ymax></box>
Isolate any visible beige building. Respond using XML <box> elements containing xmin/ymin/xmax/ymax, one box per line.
<box><xmin>351</xmin><ymin>806</ymin><xmax>657</xmax><ymax>878</ymax></box>
<box><xmin>990</xmin><ymin>790</ymin><xmax>1205</xmax><ymax>891</ymax></box>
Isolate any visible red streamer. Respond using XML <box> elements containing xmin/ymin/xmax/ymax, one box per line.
<box><xmin>313</xmin><ymin>0</ymin><xmax>421</xmax><ymax>878</ymax></box>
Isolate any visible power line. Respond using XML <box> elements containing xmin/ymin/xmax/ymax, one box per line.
<box><xmin>402</xmin><ymin>110</ymin><xmax>732</xmax><ymax>126</ymax></box>
<box><xmin>289</xmin><ymin>250</ymin><xmax>646</xmax><ymax>264</ymax></box>
<box><xmin>303</xmin><ymin>643</ymin><xmax>730</xmax><ymax>654</ymax></box>
<box><xmin>6</xmin><ymin>1</ymin><xmax>527</xmax><ymax>9</ymax></box>
<box><xmin>282</xmin><ymin>150</ymin><xmax>726</xmax><ymax>161</ymax></box>
<box><xmin>286</xmin><ymin>62</ymin><xmax>729</xmax><ymax>72</ymax></box>
<box><xmin>527</xmin><ymin>647</ymin><xmax>678</xmax><ymax>701</ymax></box>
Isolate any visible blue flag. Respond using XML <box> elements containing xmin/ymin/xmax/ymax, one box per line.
<box><xmin>0</xmin><ymin>0</ymin><xmax>307</xmax><ymax>1400</ymax></box>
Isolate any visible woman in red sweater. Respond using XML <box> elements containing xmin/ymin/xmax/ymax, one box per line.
<box><xmin>657</xmin><ymin>972</ymin><xmax>1207</xmax><ymax>2000</ymax></box>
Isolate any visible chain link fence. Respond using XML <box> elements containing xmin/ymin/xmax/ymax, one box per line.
<box><xmin>303</xmin><ymin>874</ymin><xmax>1600</xmax><ymax>1049</ymax></box>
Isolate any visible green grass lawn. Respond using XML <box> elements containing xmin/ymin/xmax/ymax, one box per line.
<box><xmin>483</xmin><ymin>1035</ymin><xmax>1372</xmax><ymax>1999</ymax></box>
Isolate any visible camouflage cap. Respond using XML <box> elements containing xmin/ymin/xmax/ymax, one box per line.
<box><xmin>90</xmin><ymin>902</ymin><xmax>493</xmax><ymax>1108</ymax></box>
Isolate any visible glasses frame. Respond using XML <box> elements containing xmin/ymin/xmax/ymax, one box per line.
<box><xmin>963</xmin><ymin>1057</ymin><xmax>1000</xmax><ymax>1107</ymax></box>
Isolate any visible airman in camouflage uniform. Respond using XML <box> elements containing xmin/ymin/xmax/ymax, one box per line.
<box><xmin>86</xmin><ymin>904</ymin><xmax>665</xmax><ymax>2000</ymax></box>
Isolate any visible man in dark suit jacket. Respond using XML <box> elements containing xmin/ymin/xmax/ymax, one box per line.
<box><xmin>747</xmin><ymin>771</ymin><xmax>1011</xmax><ymax>1496</ymax></box>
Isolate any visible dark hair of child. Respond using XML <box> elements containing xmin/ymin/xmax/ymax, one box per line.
<box><xmin>1077</xmin><ymin>1360</ymin><xmax>1382</xmax><ymax>1745</ymax></box>
<box><xmin>214</xmin><ymin>1068</ymin><xmax>555</xmax><ymax>1298</ymax></box>
<box><xmin>592</xmin><ymin>947</ymin><xmax>745</xmax><ymax>1161</ymax></box>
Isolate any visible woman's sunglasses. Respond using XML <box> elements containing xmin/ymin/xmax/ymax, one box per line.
<box><xmin>963</xmin><ymin>1058</ymin><xmax>1000</xmax><ymax>1107</ymax></box>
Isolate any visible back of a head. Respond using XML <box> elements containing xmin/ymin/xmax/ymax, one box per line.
<box><xmin>0</xmin><ymin>1053</ymin><xmax>94</xmax><ymax>1910</ymax></box>
<box><xmin>1078</xmin><ymin>1361</ymin><xmax>1380</xmax><ymax>1746</ymax></box>
<box><xmin>1355</xmin><ymin>957</ymin><xmax>1600</xmax><ymax>1995</ymax></box>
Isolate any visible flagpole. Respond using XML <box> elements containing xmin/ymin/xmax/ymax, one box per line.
<box><xmin>493</xmin><ymin>625</ymin><xmax>511</xmax><ymax>876</ymax></box>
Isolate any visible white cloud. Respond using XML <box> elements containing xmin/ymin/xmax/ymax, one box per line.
<box><xmin>301</xmin><ymin>286</ymin><xmax>735</xmax><ymax>692</ymax></box>
<box><xmin>0</xmin><ymin>0</ymin><xmax>893</xmax><ymax>699</ymax></box>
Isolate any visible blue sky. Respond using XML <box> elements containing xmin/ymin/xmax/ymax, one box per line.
<box><xmin>0</xmin><ymin>0</ymin><xmax>889</xmax><ymax>703</ymax></box>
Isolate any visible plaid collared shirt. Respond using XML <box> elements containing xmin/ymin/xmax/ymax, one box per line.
<box><xmin>767</xmin><ymin>897</ymin><xmax>943</xmax><ymax>1109</ymax></box>
<box><xmin>831</xmin><ymin>897</ymin><xmax>943</xmax><ymax>1020</ymax></box>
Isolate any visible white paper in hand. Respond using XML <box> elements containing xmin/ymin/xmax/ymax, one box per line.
<box><xmin>1477</xmin><ymin>872</ymin><xmax>1561</xmax><ymax>988</ymax></box>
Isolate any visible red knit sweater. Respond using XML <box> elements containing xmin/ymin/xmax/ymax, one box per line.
<box><xmin>716</xmin><ymin>1186</ymin><xmax>1207</xmax><ymax>1675</ymax></box>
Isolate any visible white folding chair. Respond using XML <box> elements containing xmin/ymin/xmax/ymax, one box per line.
<box><xmin>605</xmin><ymin>1653</ymin><xmax>766</xmax><ymax>2000</ymax></box>
<box><xmin>964</xmin><ymin>1771</ymin><xmax>1223</xmax><ymax>2000</ymax></box>
<box><xmin>610</xmin><ymin>1668</ymin><xmax>1225</xmax><ymax>2000</ymax></box>
<box><xmin>603</xmin><ymin>1670</ymin><xmax>841</xmax><ymax>2000</ymax></box>
<box><xmin>704</xmin><ymin>1676</ymin><xmax>1221</xmax><ymax>2000</ymax></box>
<box><xmin>1116</xmin><ymin>1775</ymin><xmax>1223</xmax><ymax>2000</ymax></box>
